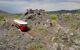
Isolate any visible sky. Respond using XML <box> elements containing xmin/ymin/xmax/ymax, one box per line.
<box><xmin>0</xmin><ymin>0</ymin><xmax>80</xmax><ymax>13</ymax></box>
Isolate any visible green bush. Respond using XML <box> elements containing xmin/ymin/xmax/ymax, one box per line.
<box><xmin>49</xmin><ymin>15</ymin><xmax>57</xmax><ymax>20</ymax></box>
<box><xmin>64</xmin><ymin>16</ymin><xmax>70</xmax><ymax>20</ymax></box>
<box><xmin>0</xmin><ymin>16</ymin><xmax>4</xmax><ymax>21</ymax></box>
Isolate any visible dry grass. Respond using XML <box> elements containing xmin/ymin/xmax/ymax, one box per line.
<box><xmin>26</xmin><ymin>42</ymin><xmax>46</xmax><ymax>50</ymax></box>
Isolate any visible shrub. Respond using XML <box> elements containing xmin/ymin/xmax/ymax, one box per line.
<box><xmin>26</xmin><ymin>42</ymin><xmax>46</xmax><ymax>50</ymax></box>
<box><xmin>0</xmin><ymin>16</ymin><xmax>4</xmax><ymax>21</ymax></box>
<box><xmin>64</xmin><ymin>16</ymin><xmax>70</xmax><ymax>20</ymax></box>
<box><xmin>49</xmin><ymin>15</ymin><xmax>57</xmax><ymax>20</ymax></box>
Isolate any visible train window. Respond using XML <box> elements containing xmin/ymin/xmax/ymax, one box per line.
<box><xmin>21</xmin><ymin>24</ymin><xmax>27</xmax><ymax>26</ymax></box>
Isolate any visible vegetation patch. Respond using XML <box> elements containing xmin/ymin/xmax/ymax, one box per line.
<box><xmin>13</xmin><ymin>16</ymin><xmax>20</xmax><ymax>19</ymax></box>
<box><xmin>49</xmin><ymin>15</ymin><xmax>57</xmax><ymax>20</ymax></box>
<box><xmin>37</xmin><ymin>26</ymin><xmax>48</xmax><ymax>33</ymax></box>
<box><xmin>0</xmin><ymin>16</ymin><xmax>4</xmax><ymax>21</ymax></box>
<box><xmin>26</xmin><ymin>42</ymin><xmax>46</xmax><ymax>50</ymax></box>
<box><xmin>64</xmin><ymin>15</ymin><xmax>71</xmax><ymax>20</ymax></box>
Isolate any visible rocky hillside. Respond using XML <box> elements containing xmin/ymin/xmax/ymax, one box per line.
<box><xmin>0</xmin><ymin>10</ymin><xmax>80</xmax><ymax>50</ymax></box>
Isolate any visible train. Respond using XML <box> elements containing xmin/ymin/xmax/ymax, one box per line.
<box><xmin>13</xmin><ymin>19</ymin><xmax>29</xmax><ymax>31</ymax></box>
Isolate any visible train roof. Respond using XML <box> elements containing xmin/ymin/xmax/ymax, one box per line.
<box><xmin>14</xmin><ymin>19</ymin><xmax>27</xmax><ymax>24</ymax></box>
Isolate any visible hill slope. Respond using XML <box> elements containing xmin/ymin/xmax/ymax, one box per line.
<box><xmin>47</xmin><ymin>9</ymin><xmax>80</xmax><ymax>14</ymax></box>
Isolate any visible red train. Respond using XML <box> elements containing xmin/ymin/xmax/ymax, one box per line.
<box><xmin>13</xmin><ymin>19</ymin><xmax>29</xmax><ymax>31</ymax></box>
